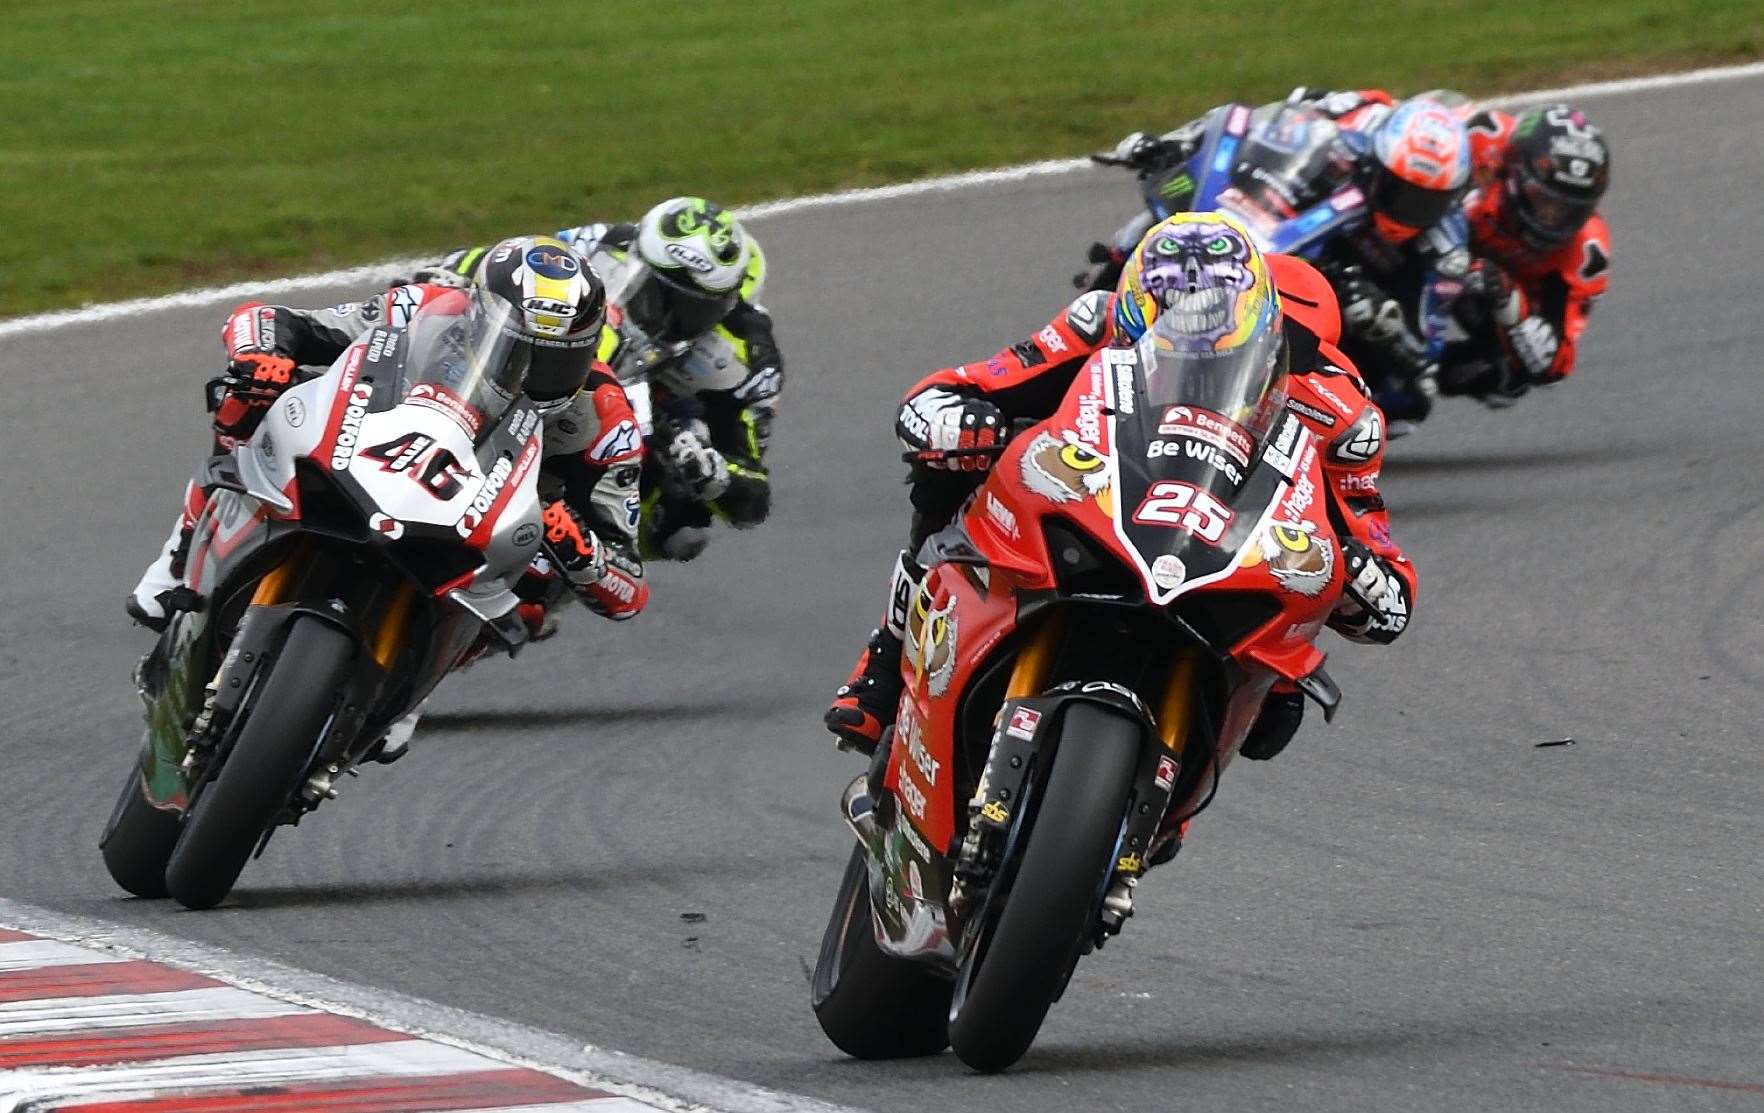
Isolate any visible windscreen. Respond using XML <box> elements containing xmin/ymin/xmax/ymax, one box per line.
<box><xmin>398</xmin><ymin>290</ymin><xmax>526</xmax><ymax>435</ymax></box>
<box><xmin>1223</xmin><ymin>104</ymin><xmax>1343</xmax><ymax>221</ymax></box>
<box><xmin>1101</xmin><ymin>275</ymin><xmax>1292</xmax><ymax>602</ymax></box>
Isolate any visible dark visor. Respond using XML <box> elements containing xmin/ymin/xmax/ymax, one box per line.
<box><xmin>624</xmin><ymin>267</ymin><xmax>737</xmax><ymax>343</ymax></box>
<box><xmin>1369</xmin><ymin>165</ymin><xmax>1460</xmax><ymax>231</ymax></box>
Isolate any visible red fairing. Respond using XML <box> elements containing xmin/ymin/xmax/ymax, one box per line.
<box><xmin>885</xmin><ymin>354</ymin><xmax>1351</xmax><ymax>853</ymax></box>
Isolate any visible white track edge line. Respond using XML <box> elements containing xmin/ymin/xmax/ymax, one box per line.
<box><xmin>1</xmin><ymin>57</ymin><xmax>1758</xmax><ymax>342</ymax></box>
<box><xmin>0</xmin><ymin>899</ymin><xmax>864</xmax><ymax>1113</ymax></box>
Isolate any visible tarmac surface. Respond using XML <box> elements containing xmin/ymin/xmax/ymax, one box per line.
<box><xmin>2</xmin><ymin>74</ymin><xmax>1761</xmax><ymax>1111</ymax></box>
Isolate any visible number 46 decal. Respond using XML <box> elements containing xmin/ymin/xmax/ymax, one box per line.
<box><xmin>1131</xmin><ymin>480</ymin><xmax>1233</xmax><ymax>543</ymax></box>
<box><xmin>362</xmin><ymin>432</ymin><xmax>472</xmax><ymax>500</ymax></box>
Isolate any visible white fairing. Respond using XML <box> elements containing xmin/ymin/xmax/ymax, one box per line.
<box><xmin>244</xmin><ymin>342</ymin><xmax>543</xmax><ymax>622</ymax></box>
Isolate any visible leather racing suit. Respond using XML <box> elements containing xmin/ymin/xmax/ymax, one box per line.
<box><xmin>1442</xmin><ymin>107</ymin><xmax>1612</xmax><ymax>401</ymax></box>
<box><xmin>133</xmin><ymin>283</ymin><xmax>648</xmax><ymax>631</ymax></box>
<box><xmin>424</xmin><ymin>222</ymin><xmax>783</xmax><ymax>561</ymax></box>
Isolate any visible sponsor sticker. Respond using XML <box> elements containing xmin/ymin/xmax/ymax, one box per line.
<box><xmin>1006</xmin><ymin>706</ymin><xmax>1042</xmax><ymax>741</ymax></box>
<box><xmin>984</xmin><ymin>491</ymin><xmax>1019</xmax><ymax>539</ymax></box>
<box><xmin>1152</xmin><ymin>553</ymin><xmax>1186</xmax><ymax>589</ymax></box>
<box><xmin>1157</xmin><ymin>405</ymin><xmax>1252</xmax><ymax>466</ymax></box>
<box><xmin>1154</xmin><ymin>754</ymin><xmax>1178</xmax><ymax>791</ymax></box>
<box><xmin>525</xmin><ymin>246</ymin><xmax>580</xmax><ymax>279</ymax></box>
<box><xmin>330</xmin><ymin>382</ymin><xmax>374</xmax><ymax>470</ymax></box>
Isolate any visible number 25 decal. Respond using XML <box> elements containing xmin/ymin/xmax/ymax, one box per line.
<box><xmin>1131</xmin><ymin>480</ymin><xmax>1233</xmax><ymax>543</ymax></box>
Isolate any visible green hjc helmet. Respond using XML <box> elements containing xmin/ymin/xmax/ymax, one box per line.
<box><xmin>624</xmin><ymin>197</ymin><xmax>751</xmax><ymax>342</ymax></box>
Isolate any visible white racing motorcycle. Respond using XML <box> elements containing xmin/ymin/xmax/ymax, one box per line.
<box><xmin>101</xmin><ymin>304</ymin><xmax>561</xmax><ymax>909</ymax></box>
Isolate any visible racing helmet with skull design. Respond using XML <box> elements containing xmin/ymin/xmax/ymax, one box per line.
<box><xmin>1112</xmin><ymin>212</ymin><xmax>1290</xmax><ymax>449</ymax></box>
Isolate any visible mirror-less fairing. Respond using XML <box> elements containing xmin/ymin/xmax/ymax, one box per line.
<box><xmin>102</xmin><ymin>306</ymin><xmax>555</xmax><ymax>910</ymax></box>
<box><xmin>812</xmin><ymin>342</ymin><xmax>1347</xmax><ymax>1071</ymax></box>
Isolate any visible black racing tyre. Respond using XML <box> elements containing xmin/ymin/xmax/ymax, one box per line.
<box><xmin>948</xmin><ymin>702</ymin><xmax>1140</xmax><ymax>1073</ymax></box>
<box><xmin>811</xmin><ymin>843</ymin><xmax>953</xmax><ymax>1059</ymax></box>
<box><xmin>98</xmin><ymin>754</ymin><xmax>183</xmax><ymax>899</ymax></box>
<box><xmin>164</xmin><ymin>617</ymin><xmax>355</xmax><ymax>910</ymax></box>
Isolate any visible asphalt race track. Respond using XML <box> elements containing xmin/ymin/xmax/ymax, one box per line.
<box><xmin>3</xmin><ymin>75</ymin><xmax>1762</xmax><ymax>1112</ymax></box>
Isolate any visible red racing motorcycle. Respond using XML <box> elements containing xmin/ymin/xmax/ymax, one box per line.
<box><xmin>812</xmin><ymin>335</ymin><xmax>1348</xmax><ymax>1072</ymax></box>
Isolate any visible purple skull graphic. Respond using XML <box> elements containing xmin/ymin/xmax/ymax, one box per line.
<box><xmin>1137</xmin><ymin>220</ymin><xmax>1256</xmax><ymax>350</ymax></box>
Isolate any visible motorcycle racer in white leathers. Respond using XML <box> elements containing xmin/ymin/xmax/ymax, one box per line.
<box><xmin>128</xmin><ymin>236</ymin><xmax>648</xmax><ymax>640</ymax></box>
<box><xmin>415</xmin><ymin>197</ymin><xmax>782</xmax><ymax>561</ymax></box>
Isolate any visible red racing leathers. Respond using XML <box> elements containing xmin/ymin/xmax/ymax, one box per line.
<box><xmin>134</xmin><ymin>284</ymin><xmax>647</xmax><ymax>628</ymax></box>
<box><xmin>902</xmin><ymin>286</ymin><xmax>1417</xmax><ymax>636</ymax></box>
<box><xmin>1448</xmin><ymin>108</ymin><xmax>1611</xmax><ymax>395</ymax></box>
<box><xmin>827</xmin><ymin>262</ymin><xmax>1417</xmax><ymax>754</ymax></box>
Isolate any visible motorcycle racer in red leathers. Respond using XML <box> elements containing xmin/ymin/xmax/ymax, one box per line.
<box><xmin>128</xmin><ymin>236</ymin><xmax>649</xmax><ymax>644</ymax></box>
<box><xmin>1100</xmin><ymin>88</ymin><xmax>1475</xmax><ymax>432</ymax></box>
<box><xmin>827</xmin><ymin>213</ymin><xmax>1417</xmax><ymax>771</ymax></box>
<box><xmin>1441</xmin><ymin>103</ymin><xmax>1612</xmax><ymax>404</ymax></box>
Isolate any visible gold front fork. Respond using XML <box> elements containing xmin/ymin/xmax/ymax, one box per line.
<box><xmin>1006</xmin><ymin>613</ymin><xmax>1065</xmax><ymax>699</ymax></box>
<box><xmin>1156</xmin><ymin>651</ymin><xmax>1201</xmax><ymax>752</ymax></box>
<box><xmin>249</xmin><ymin>543</ymin><xmax>305</xmax><ymax>607</ymax></box>
<box><xmin>370</xmin><ymin>583</ymin><xmax>417</xmax><ymax>672</ymax></box>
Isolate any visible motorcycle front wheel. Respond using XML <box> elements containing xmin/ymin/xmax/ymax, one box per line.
<box><xmin>164</xmin><ymin>616</ymin><xmax>355</xmax><ymax>910</ymax></box>
<box><xmin>947</xmin><ymin>701</ymin><xmax>1140</xmax><ymax>1073</ymax></box>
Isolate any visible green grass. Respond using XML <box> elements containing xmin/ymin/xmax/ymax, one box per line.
<box><xmin>3</xmin><ymin>0</ymin><xmax>1759</xmax><ymax>316</ymax></box>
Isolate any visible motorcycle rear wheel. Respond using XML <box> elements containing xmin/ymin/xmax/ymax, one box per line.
<box><xmin>164</xmin><ymin>617</ymin><xmax>354</xmax><ymax>910</ymax></box>
<box><xmin>810</xmin><ymin>843</ymin><xmax>953</xmax><ymax>1058</ymax></box>
<box><xmin>948</xmin><ymin>702</ymin><xmax>1139</xmax><ymax>1073</ymax></box>
<box><xmin>98</xmin><ymin>755</ymin><xmax>182</xmax><ymax>899</ymax></box>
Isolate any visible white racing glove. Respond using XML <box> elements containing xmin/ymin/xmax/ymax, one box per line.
<box><xmin>1333</xmin><ymin>540</ymin><xmax>1411</xmax><ymax>644</ymax></box>
<box><xmin>896</xmin><ymin>388</ymin><xmax>1005</xmax><ymax>472</ymax></box>
<box><xmin>662</xmin><ymin>421</ymin><xmax>732</xmax><ymax>501</ymax></box>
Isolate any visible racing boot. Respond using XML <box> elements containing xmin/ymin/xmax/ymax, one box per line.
<box><xmin>125</xmin><ymin>482</ymin><xmax>206</xmax><ymax>632</ymax></box>
<box><xmin>1238</xmin><ymin>687</ymin><xmax>1305</xmax><ymax>761</ymax></box>
<box><xmin>369</xmin><ymin>700</ymin><xmax>426</xmax><ymax>765</ymax></box>
<box><xmin>639</xmin><ymin>496</ymin><xmax>712</xmax><ymax>562</ymax></box>
<box><xmin>825</xmin><ymin>551</ymin><xmax>921</xmax><ymax>755</ymax></box>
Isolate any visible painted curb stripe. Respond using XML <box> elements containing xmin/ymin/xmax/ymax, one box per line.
<box><xmin>0</xmin><ymin>987</ymin><xmax>311</xmax><ymax>1037</ymax></box>
<box><xmin>0</xmin><ymin>1013</ymin><xmax>405</xmax><ymax>1069</ymax></box>
<box><xmin>0</xmin><ymin>930</ymin><xmax>677</xmax><ymax>1113</ymax></box>
<box><xmin>0</xmin><ymin>962</ymin><xmax>218</xmax><ymax>1005</ymax></box>
<box><xmin>44</xmin><ymin>1068</ymin><xmax>605</xmax><ymax>1111</ymax></box>
<box><xmin>0</xmin><ymin>943</ymin><xmax>128</xmax><ymax>974</ymax></box>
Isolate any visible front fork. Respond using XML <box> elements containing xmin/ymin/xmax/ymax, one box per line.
<box><xmin>957</xmin><ymin>627</ymin><xmax>1201</xmax><ymax>941</ymax></box>
<box><xmin>162</xmin><ymin>544</ymin><xmax>416</xmax><ymax>813</ymax></box>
